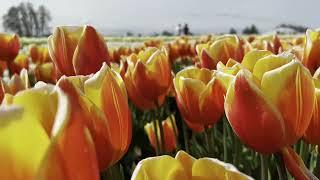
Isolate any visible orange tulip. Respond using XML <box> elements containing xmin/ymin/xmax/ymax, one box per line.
<box><xmin>9</xmin><ymin>54</ymin><xmax>30</xmax><ymax>74</ymax></box>
<box><xmin>123</xmin><ymin>47</ymin><xmax>172</xmax><ymax>110</ymax></box>
<box><xmin>304</xmin><ymin>70</ymin><xmax>320</xmax><ymax>145</ymax></box>
<box><xmin>302</xmin><ymin>29</ymin><xmax>320</xmax><ymax>74</ymax></box>
<box><xmin>145</xmin><ymin>115</ymin><xmax>178</xmax><ymax>152</ymax></box>
<box><xmin>225</xmin><ymin>52</ymin><xmax>315</xmax><ymax>153</ymax></box>
<box><xmin>174</xmin><ymin>67</ymin><xmax>232</xmax><ymax>132</ymax></box>
<box><xmin>29</xmin><ymin>44</ymin><xmax>52</xmax><ymax>64</ymax></box>
<box><xmin>48</xmin><ymin>25</ymin><xmax>110</xmax><ymax>76</ymax></box>
<box><xmin>196</xmin><ymin>35</ymin><xmax>243</xmax><ymax>69</ymax></box>
<box><xmin>0</xmin><ymin>33</ymin><xmax>20</xmax><ymax>62</ymax></box>
<box><xmin>57</xmin><ymin>62</ymin><xmax>132</xmax><ymax>170</ymax></box>
<box><xmin>0</xmin><ymin>83</ymin><xmax>99</xmax><ymax>180</ymax></box>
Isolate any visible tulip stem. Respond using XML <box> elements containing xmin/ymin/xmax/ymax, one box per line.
<box><xmin>205</xmin><ymin>126</ymin><xmax>214</xmax><ymax>157</ymax></box>
<box><xmin>182</xmin><ymin>120</ymin><xmax>190</xmax><ymax>153</ymax></box>
<box><xmin>314</xmin><ymin>152</ymin><xmax>320</xmax><ymax>177</ymax></box>
<box><xmin>275</xmin><ymin>153</ymin><xmax>288</xmax><ymax>180</ymax></box>
<box><xmin>168</xmin><ymin>114</ymin><xmax>179</xmax><ymax>150</ymax></box>
<box><xmin>152</xmin><ymin>110</ymin><xmax>161</xmax><ymax>155</ymax></box>
<box><xmin>223</xmin><ymin>117</ymin><xmax>228</xmax><ymax>162</ymax></box>
<box><xmin>260</xmin><ymin>154</ymin><xmax>269</xmax><ymax>180</ymax></box>
<box><xmin>155</xmin><ymin>104</ymin><xmax>166</xmax><ymax>154</ymax></box>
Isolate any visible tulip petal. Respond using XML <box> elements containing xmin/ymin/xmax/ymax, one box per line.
<box><xmin>131</xmin><ymin>155</ymin><xmax>189</xmax><ymax>180</ymax></box>
<box><xmin>260</xmin><ymin>61</ymin><xmax>315</xmax><ymax>145</ymax></box>
<box><xmin>241</xmin><ymin>50</ymin><xmax>272</xmax><ymax>72</ymax></box>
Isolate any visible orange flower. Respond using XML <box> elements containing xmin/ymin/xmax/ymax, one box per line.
<box><xmin>145</xmin><ymin>115</ymin><xmax>178</xmax><ymax>152</ymax></box>
<box><xmin>57</xmin><ymin>63</ymin><xmax>132</xmax><ymax>170</ymax></box>
<box><xmin>225</xmin><ymin>52</ymin><xmax>315</xmax><ymax>153</ymax></box>
<box><xmin>29</xmin><ymin>44</ymin><xmax>52</xmax><ymax>64</ymax></box>
<box><xmin>48</xmin><ymin>25</ymin><xmax>110</xmax><ymax>76</ymax></box>
<box><xmin>304</xmin><ymin>70</ymin><xmax>320</xmax><ymax>145</ymax></box>
<box><xmin>0</xmin><ymin>33</ymin><xmax>20</xmax><ymax>62</ymax></box>
<box><xmin>0</xmin><ymin>83</ymin><xmax>99</xmax><ymax>180</ymax></box>
<box><xmin>9</xmin><ymin>54</ymin><xmax>30</xmax><ymax>74</ymax></box>
<box><xmin>123</xmin><ymin>47</ymin><xmax>172</xmax><ymax>110</ymax></box>
<box><xmin>174</xmin><ymin>67</ymin><xmax>232</xmax><ymax>132</ymax></box>
<box><xmin>196</xmin><ymin>35</ymin><xmax>243</xmax><ymax>69</ymax></box>
<box><xmin>302</xmin><ymin>29</ymin><xmax>320</xmax><ymax>74</ymax></box>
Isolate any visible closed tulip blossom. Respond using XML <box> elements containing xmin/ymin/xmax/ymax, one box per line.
<box><xmin>57</xmin><ymin>62</ymin><xmax>132</xmax><ymax>170</ymax></box>
<box><xmin>0</xmin><ymin>83</ymin><xmax>100</xmax><ymax>180</ymax></box>
<box><xmin>304</xmin><ymin>68</ymin><xmax>320</xmax><ymax>145</ymax></box>
<box><xmin>174</xmin><ymin>67</ymin><xmax>232</xmax><ymax>132</ymax></box>
<box><xmin>29</xmin><ymin>44</ymin><xmax>52</xmax><ymax>64</ymax></box>
<box><xmin>145</xmin><ymin>115</ymin><xmax>178</xmax><ymax>152</ymax></box>
<box><xmin>123</xmin><ymin>47</ymin><xmax>172</xmax><ymax>110</ymax></box>
<box><xmin>0</xmin><ymin>33</ymin><xmax>20</xmax><ymax>62</ymax></box>
<box><xmin>48</xmin><ymin>25</ymin><xmax>110</xmax><ymax>77</ymax></box>
<box><xmin>196</xmin><ymin>35</ymin><xmax>243</xmax><ymax>69</ymax></box>
<box><xmin>225</xmin><ymin>52</ymin><xmax>315</xmax><ymax>154</ymax></box>
<box><xmin>131</xmin><ymin>150</ymin><xmax>253</xmax><ymax>180</ymax></box>
<box><xmin>302</xmin><ymin>29</ymin><xmax>320</xmax><ymax>74</ymax></box>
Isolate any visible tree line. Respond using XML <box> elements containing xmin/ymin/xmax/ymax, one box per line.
<box><xmin>2</xmin><ymin>2</ymin><xmax>51</xmax><ymax>37</ymax></box>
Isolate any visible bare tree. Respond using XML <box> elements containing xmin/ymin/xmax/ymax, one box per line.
<box><xmin>2</xmin><ymin>2</ymin><xmax>51</xmax><ymax>37</ymax></box>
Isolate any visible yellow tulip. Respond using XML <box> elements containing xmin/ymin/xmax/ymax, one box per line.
<box><xmin>0</xmin><ymin>83</ymin><xmax>99</xmax><ymax>180</ymax></box>
<box><xmin>131</xmin><ymin>150</ymin><xmax>253</xmax><ymax>180</ymax></box>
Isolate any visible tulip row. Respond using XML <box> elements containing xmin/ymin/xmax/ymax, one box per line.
<box><xmin>1</xmin><ymin>26</ymin><xmax>320</xmax><ymax>180</ymax></box>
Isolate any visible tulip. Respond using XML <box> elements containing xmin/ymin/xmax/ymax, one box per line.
<box><xmin>34</xmin><ymin>62</ymin><xmax>57</xmax><ymax>84</ymax></box>
<box><xmin>304</xmin><ymin>69</ymin><xmax>320</xmax><ymax>145</ymax></box>
<box><xmin>48</xmin><ymin>25</ymin><xmax>110</xmax><ymax>76</ymax></box>
<box><xmin>196</xmin><ymin>35</ymin><xmax>243</xmax><ymax>69</ymax></box>
<box><xmin>58</xmin><ymin>62</ymin><xmax>132</xmax><ymax>170</ymax></box>
<box><xmin>174</xmin><ymin>67</ymin><xmax>232</xmax><ymax>132</ymax></box>
<box><xmin>225</xmin><ymin>52</ymin><xmax>315</xmax><ymax>154</ymax></box>
<box><xmin>0</xmin><ymin>69</ymin><xmax>30</xmax><ymax>101</ymax></box>
<box><xmin>131</xmin><ymin>150</ymin><xmax>253</xmax><ymax>180</ymax></box>
<box><xmin>145</xmin><ymin>115</ymin><xmax>178</xmax><ymax>152</ymax></box>
<box><xmin>0</xmin><ymin>83</ymin><xmax>99</xmax><ymax>180</ymax></box>
<box><xmin>216</xmin><ymin>58</ymin><xmax>243</xmax><ymax>76</ymax></box>
<box><xmin>302</xmin><ymin>29</ymin><xmax>320</xmax><ymax>74</ymax></box>
<box><xmin>29</xmin><ymin>44</ymin><xmax>52</xmax><ymax>64</ymax></box>
<box><xmin>123</xmin><ymin>47</ymin><xmax>172</xmax><ymax>110</ymax></box>
<box><xmin>0</xmin><ymin>33</ymin><xmax>20</xmax><ymax>62</ymax></box>
<box><xmin>9</xmin><ymin>54</ymin><xmax>30</xmax><ymax>74</ymax></box>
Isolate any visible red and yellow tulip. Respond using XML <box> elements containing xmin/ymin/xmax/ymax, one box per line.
<box><xmin>174</xmin><ymin>67</ymin><xmax>232</xmax><ymax>132</ymax></box>
<box><xmin>0</xmin><ymin>33</ymin><xmax>20</xmax><ymax>62</ymax></box>
<box><xmin>48</xmin><ymin>25</ymin><xmax>110</xmax><ymax>76</ymax></box>
<box><xmin>123</xmin><ymin>47</ymin><xmax>172</xmax><ymax>110</ymax></box>
<box><xmin>302</xmin><ymin>29</ymin><xmax>320</xmax><ymax>74</ymax></box>
<box><xmin>225</xmin><ymin>52</ymin><xmax>315</xmax><ymax>153</ymax></box>
<box><xmin>145</xmin><ymin>115</ymin><xmax>178</xmax><ymax>152</ymax></box>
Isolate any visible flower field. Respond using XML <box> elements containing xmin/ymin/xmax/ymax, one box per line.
<box><xmin>1</xmin><ymin>25</ymin><xmax>320</xmax><ymax>180</ymax></box>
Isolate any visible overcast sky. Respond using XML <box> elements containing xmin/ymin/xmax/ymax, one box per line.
<box><xmin>0</xmin><ymin>0</ymin><xmax>319</xmax><ymax>35</ymax></box>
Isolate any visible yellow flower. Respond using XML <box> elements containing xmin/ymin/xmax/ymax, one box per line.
<box><xmin>131</xmin><ymin>150</ymin><xmax>253</xmax><ymax>180</ymax></box>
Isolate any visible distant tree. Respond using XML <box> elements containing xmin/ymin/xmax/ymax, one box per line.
<box><xmin>2</xmin><ymin>2</ymin><xmax>51</xmax><ymax>37</ymax></box>
<box><xmin>229</xmin><ymin>28</ymin><xmax>237</xmax><ymax>34</ymax></box>
<box><xmin>277</xmin><ymin>24</ymin><xmax>307</xmax><ymax>33</ymax></box>
<box><xmin>126</xmin><ymin>31</ymin><xmax>134</xmax><ymax>36</ymax></box>
<box><xmin>242</xmin><ymin>24</ymin><xmax>259</xmax><ymax>35</ymax></box>
<box><xmin>161</xmin><ymin>30</ymin><xmax>174</xmax><ymax>36</ymax></box>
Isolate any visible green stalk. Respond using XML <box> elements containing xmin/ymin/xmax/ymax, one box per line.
<box><xmin>152</xmin><ymin>110</ymin><xmax>161</xmax><ymax>155</ymax></box>
<box><xmin>314</xmin><ymin>151</ymin><xmax>320</xmax><ymax>178</ymax></box>
<box><xmin>182</xmin><ymin>120</ymin><xmax>190</xmax><ymax>153</ymax></box>
<box><xmin>6</xmin><ymin>61</ymin><xmax>12</xmax><ymax>77</ymax></box>
<box><xmin>204</xmin><ymin>126</ymin><xmax>214</xmax><ymax>157</ymax></box>
<box><xmin>223</xmin><ymin>119</ymin><xmax>228</xmax><ymax>162</ymax></box>
<box><xmin>260</xmin><ymin>154</ymin><xmax>269</xmax><ymax>180</ymax></box>
<box><xmin>275</xmin><ymin>153</ymin><xmax>288</xmax><ymax>180</ymax></box>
